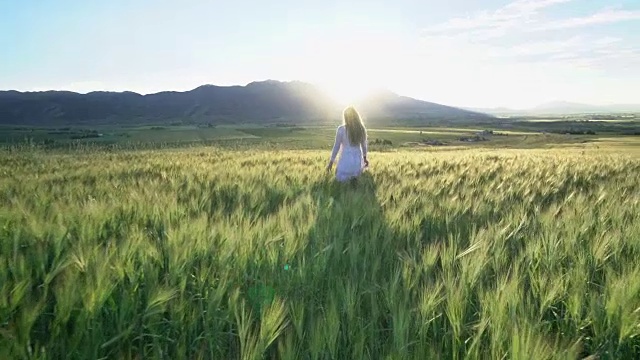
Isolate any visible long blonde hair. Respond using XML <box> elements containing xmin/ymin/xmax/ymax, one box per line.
<box><xmin>343</xmin><ymin>106</ymin><xmax>366</xmax><ymax>145</ymax></box>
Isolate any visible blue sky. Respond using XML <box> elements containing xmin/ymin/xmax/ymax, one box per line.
<box><xmin>1</xmin><ymin>0</ymin><xmax>639</xmax><ymax>108</ymax></box>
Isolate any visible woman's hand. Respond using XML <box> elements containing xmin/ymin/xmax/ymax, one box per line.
<box><xmin>364</xmin><ymin>157</ymin><xmax>369</xmax><ymax>168</ymax></box>
<box><xmin>326</xmin><ymin>161</ymin><xmax>334</xmax><ymax>172</ymax></box>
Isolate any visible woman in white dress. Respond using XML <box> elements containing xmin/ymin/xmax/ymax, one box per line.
<box><xmin>326</xmin><ymin>106</ymin><xmax>369</xmax><ymax>182</ymax></box>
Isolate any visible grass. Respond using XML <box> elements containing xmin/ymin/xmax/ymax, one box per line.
<box><xmin>1</xmin><ymin>141</ymin><xmax>639</xmax><ymax>359</ymax></box>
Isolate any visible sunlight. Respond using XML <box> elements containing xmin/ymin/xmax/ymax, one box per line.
<box><xmin>305</xmin><ymin>32</ymin><xmax>391</xmax><ymax>106</ymax></box>
<box><xmin>319</xmin><ymin>80</ymin><xmax>376</xmax><ymax>106</ymax></box>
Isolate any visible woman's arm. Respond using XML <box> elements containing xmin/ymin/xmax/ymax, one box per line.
<box><xmin>362</xmin><ymin>130</ymin><xmax>369</xmax><ymax>167</ymax></box>
<box><xmin>362</xmin><ymin>130</ymin><xmax>368</xmax><ymax>158</ymax></box>
<box><xmin>328</xmin><ymin>127</ymin><xmax>342</xmax><ymax>169</ymax></box>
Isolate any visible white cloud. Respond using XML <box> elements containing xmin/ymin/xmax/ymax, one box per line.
<box><xmin>421</xmin><ymin>0</ymin><xmax>640</xmax><ymax>70</ymax></box>
<box><xmin>423</xmin><ymin>0</ymin><xmax>572</xmax><ymax>37</ymax></box>
<box><xmin>424</xmin><ymin>1</ymin><xmax>640</xmax><ymax>38</ymax></box>
<box><xmin>413</xmin><ymin>1</ymin><xmax>640</xmax><ymax>107</ymax></box>
<box><xmin>505</xmin><ymin>36</ymin><xmax>625</xmax><ymax>58</ymax></box>
<box><xmin>533</xmin><ymin>9</ymin><xmax>640</xmax><ymax>30</ymax></box>
<box><xmin>504</xmin><ymin>0</ymin><xmax>573</xmax><ymax>12</ymax></box>
<box><xmin>507</xmin><ymin>36</ymin><xmax>585</xmax><ymax>56</ymax></box>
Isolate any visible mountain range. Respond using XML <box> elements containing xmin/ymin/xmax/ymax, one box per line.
<box><xmin>0</xmin><ymin>80</ymin><xmax>493</xmax><ymax>126</ymax></box>
<box><xmin>466</xmin><ymin>101</ymin><xmax>640</xmax><ymax>116</ymax></box>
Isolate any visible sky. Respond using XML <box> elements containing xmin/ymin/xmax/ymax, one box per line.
<box><xmin>1</xmin><ymin>0</ymin><xmax>639</xmax><ymax>108</ymax></box>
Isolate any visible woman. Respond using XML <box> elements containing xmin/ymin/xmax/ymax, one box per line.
<box><xmin>327</xmin><ymin>106</ymin><xmax>369</xmax><ymax>182</ymax></box>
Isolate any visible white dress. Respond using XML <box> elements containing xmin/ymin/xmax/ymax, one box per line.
<box><xmin>329</xmin><ymin>125</ymin><xmax>368</xmax><ymax>182</ymax></box>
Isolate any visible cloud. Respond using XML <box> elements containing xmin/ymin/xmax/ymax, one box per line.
<box><xmin>423</xmin><ymin>0</ymin><xmax>572</xmax><ymax>36</ymax></box>
<box><xmin>501</xmin><ymin>0</ymin><xmax>573</xmax><ymax>15</ymax></box>
<box><xmin>420</xmin><ymin>0</ymin><xmax>640</xmax><ymax>73</ymax></box>
<box><xmin>424</xmin><ymin>1</ymin><xmax>640</xmax><ymax>39</ymax></box>
<box><xmin>506</xmin><ymin>38</ymin><xmax>640</xmax><ymax>74</ymax></box>
<box><xmin>507</xmin><ymin>36</ymin><xmax>585</xmax><ymax>56</ymax></box>
<box><xmin>411</xmin><ymin>1</ymin><xmax>640</xmax><ymax>107</ymax></box>
<box><xmin>505</xmin><ymin>36</ymin><xmax>623</xmax><ymax>57</ymax></box>
<box><xmin>487</xmin><ymin>35</ymin><xmax>640</xmax><ymax>72</ymax></box>
<box><xmin>532</xmin><ymin>9</ymin><xmax>640</xmax><ymax>30</ymax></box>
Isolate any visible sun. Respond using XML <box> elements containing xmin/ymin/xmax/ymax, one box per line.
<box><xmin>317</xmin><ymin>76</ymin><xmax>379</xmax><ymax>106</ymax></box>
<box><xmin>323</xmin><ymin>85</ymin><xmax>370</xmax><ymax>106</ymax></box>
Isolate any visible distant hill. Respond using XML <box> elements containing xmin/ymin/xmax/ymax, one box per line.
<box><xmin>532</xmin><ymin>101</ymin><xmax>640</xmax><ymax>115</ymax></box>
<box><xmin>356</xmin><ymin>90</ymin><xmax>491</xmax><ymax>125</ymax></box>
<box><xmin>466</xmin><ymin>101</ymin><xmax>640</xmax><ymax>116</ymax></box>
<box><xmin>0</xmin><ymin>80</ymin><xmax>492</xmax><ymax>126</ymax></box>
<box><xmin>532</xmin><ymin>101</ymin><xmax>604</xmax><ymax>114</ymax></box>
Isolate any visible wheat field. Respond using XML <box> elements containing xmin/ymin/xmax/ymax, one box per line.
<box><xmin>1</xmin><ymin>145</ymin><xmax>639</xmax><ymax>359</ymax></box>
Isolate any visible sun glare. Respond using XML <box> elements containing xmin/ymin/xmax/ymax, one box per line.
<box><xmin>306</xmin><ymin>32</ymin><xmax>391</xmax><ymax>106</ymax></box>
<box><xmin>321</xmin><ymin>84</ymin><xmax>370</xmax><ymax>105</ymax></box>
<box><xmin>319</xmin><ymin>76</ymin><xmax>379</xmax><ymax>106</ymax></box>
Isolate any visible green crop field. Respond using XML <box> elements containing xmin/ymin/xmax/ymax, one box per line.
<box><xmin>1</xmin><ymin>136</ymin><xmax>640</xmax><ymax>359</ymax></box>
